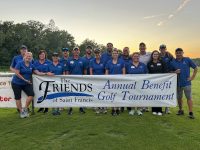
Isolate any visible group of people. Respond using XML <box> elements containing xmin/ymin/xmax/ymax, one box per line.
<box><xmin>10</xmin><ymin>43</ymin><xmax>198</xmax><ymax>119</ymax></box>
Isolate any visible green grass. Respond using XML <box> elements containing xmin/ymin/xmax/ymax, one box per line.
<box><xmin>0</xmin><ymin>69</ymin><xmax>200</xmax><ymax>150</ymax></box>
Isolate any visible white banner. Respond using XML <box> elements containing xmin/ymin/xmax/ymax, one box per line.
<box><xmin>0</xmin><ymin>73</ymin><xmax>26</xmax><ymax>108</ymax></box>
<box><xmin>33</xmin><ymin>74</ymin><xmax>177</xmax><ymax>108</ymax></box>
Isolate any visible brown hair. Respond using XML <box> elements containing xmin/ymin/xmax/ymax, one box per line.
<box><xmin>38</xmin><ymin>50</ymin><xmax>47</xmax><ymax>59</ymax></box>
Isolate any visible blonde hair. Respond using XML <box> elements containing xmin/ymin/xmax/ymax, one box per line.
<box><xmin>23</xmin><ymin>52</ymin><xmax>33</xmax><ymax>60</ymax></box>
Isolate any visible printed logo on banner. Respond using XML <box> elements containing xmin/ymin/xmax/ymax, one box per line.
<box><xmin>37</xmin><ymin>79</ymin><xmax>94</xmax><ymax>103</ymax></box>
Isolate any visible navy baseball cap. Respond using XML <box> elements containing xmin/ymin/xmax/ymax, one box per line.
<box><xmin>62</xmin><ymin>48</ymin><xmax>69</xmax><ymax>51</ymax></box>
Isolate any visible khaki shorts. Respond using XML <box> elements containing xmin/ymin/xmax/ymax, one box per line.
<box><xmin>177</xmin><ymin>85</ymin><xmax>192</xmax><ymax>100</ymax></box>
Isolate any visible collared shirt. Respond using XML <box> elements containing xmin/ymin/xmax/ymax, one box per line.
<box><xmin>105</xmin><ymin>59</ymin><xmax>125</xmax><ymax>74</ymax></box>
<box><xmin>66</xmin><ymin>57</ymin><xmax>87</xmax><ymax>75</ymax></box>
<box><xmin>101</xmin><ymin>52</ymin><xmax>112</xmax><ymax>65</ymax></box>
<box><xmin>33</xmin><ymin>59</ymin><xmax>52</xmax><ymax>73</ymax></box>
<box><xmin>170</xmin><ymin>57</ymin><xmax>197</xmax><ymax>87</ymax></box>
<box><xmin>160</xmin><ymin>52</ymin><xmax>173</xmax><ymax>72</ymax></box>
<box><xmin>82</xmin><ymin>56</ymin><xmax>94</xmax><ymax>75</ymax></box>
<box><xmin>89</xmin><ymin>58</ymin><xmax>105</xmax><ymax>75</ymax></box>
<box><xmin>48</xmin><ymin>62</ymin><xmax>64</xmax><ymax>75</ymax></box>
<box><xmin>12</xmin><ymin>61</ymin><xmax>33</xmax><ymax>85</ymax></box>
<box><xmin>119</xmin><ymin>55</ymin><xmax>132</xmax><ymax>67</ymax></box>
<box><xmin>139</xmin><ymin>52</ymin><xmax>151</xmax><ymax>65</ymax></box>
<box><xmin>10</xmin><ymin>55</ymin><xmax>23</xmax><ymax>68</ymax></box>
<box><xmin>126</xmin><ymin>62</ymin><xmax>147</xmax><ymax>74</ymax></box>
<box><xmin>59</xmin><ymin>57</ymin><xmax>69</xmax><ymax>71</ymax></box>
<box><xmin>147</xmin><ymin>60</ymin><xmax>167</xmax><ymax>74</ymax></box>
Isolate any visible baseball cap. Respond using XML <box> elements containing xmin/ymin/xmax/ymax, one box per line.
<box><xmin>62</xmin><ymin>48</ymin><xmax>69</xmax><ymax>51</ymax></box>
<box><xmin>20</xmin><ymin>45</ymin><xmax>27</xmax><ymax>50</ymax></box>
<box><xmin>52</xmin><ymin>52</ymin><xmax>59</xmax><ymax>57</ymax></box>
<box><xmin>94</xmin><ymin>48</ymin><xmax>101</xmax><ymax>54</ymax></box>
<box><xmin>159</xmin><ymin>44</ymin><xmax>166</xmax><ymax>49</ymax></box>
<box><xmin>175</xmin><ymin>48</ymin><xmax>183</xmax><ymax>52</ymax></box>
<box><xmin>73</xmin><ymin>47</ymin><xmax>79</xmax><ymax>51</ymax></box>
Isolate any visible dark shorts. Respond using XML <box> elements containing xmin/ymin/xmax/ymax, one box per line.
<box><xmin>11</xmin><ymin>83</ymin><xmax>34</xmax><ymax>100</ymax></box>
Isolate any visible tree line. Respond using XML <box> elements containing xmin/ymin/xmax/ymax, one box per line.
<box><xmin>0</xmin><ymin>19</ymin><xmax>106</xmax><ymax>67</ymax></box>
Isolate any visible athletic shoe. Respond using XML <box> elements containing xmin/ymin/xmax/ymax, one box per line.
<box><xmin>137</xmin><ymin>110</ymin><xmax>143</xmax><ymax>116</ymax></box>
<box><xmin>120</xmin><ymin>107</ymin><xmax>124</xmax><ymax>113</ymax></box>
<box><xmin>102</xmin><ymin>108</ymin><xmax>107</xmax><ymax>114</ymax></box>
<box><xmin>157</xmin><ymin>112</ymin><xmax>162</xmax><ymax>116</ymax></box>
<box><xmin>37</xmin><ymin>108</ymin><xmax>44</xmax><ymax>113</ymax></box>
<box><xmin>79</xmin><ymin>108</ymin><xmax>86</xmax><ymax>114</ymax></box>
<box><xmin>23</xmin><ymin>108</ymin><xmax>29</xmax><ymax>117</ymax></box>
<box><xmin>20</xmin><ymin>111</ymin><xmax>27</xmax><ymax>118</ymax></box>
<box><xmin>129</xmin><ymin>110</ymin><xmax>135</xmax><ymax>115</ymax></box>
<box><xmin>188</xmin><ymin>112</ymin><xmax>195</xmax><ymax>119</ymax></box>
<box><xmin>95</xmin><ymin>110</ymin><xmax>100</xmax><ymax>114</ymax></box>
<box><xmin>152</xmin><ymin>112</ymin><xmax>157</xmax><ymax>115</ymax></box>
<box><xmin>176</xmin><ymin>110</ymin><xmax>184</xmax><ymax>115</ymax></box>
<box><xmin>56</xmin><ymin>110</ymin><xmax>61</xmax><ymax>115</ymax></box>
<box><xmin>43</xmin><ymin>108</ymin><xmax>48</xmax><ymax>114</ymax></box>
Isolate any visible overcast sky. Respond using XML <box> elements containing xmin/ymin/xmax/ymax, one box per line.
<box><xmin>0</xmin><ymin>0</ymin><xmax>199</xmax><ymax>57</ymax></box>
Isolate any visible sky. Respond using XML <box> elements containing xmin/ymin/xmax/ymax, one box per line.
<box><xmin>0</xmin><ymin>0</ymin><xmax>200</xmax><ymax>58</ymax></box>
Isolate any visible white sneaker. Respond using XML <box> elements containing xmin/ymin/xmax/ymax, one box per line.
<box><xmin>157</xmin><ymin>112</ymin><xmax>162</xmax><ymax>116</ymax></box>
<box><xmin>20</xmin><ymin>111</ymin><xmax>27</xmax><ymax>118</ymax></box>
<box><xmin>137</xmin><ymin>110</ymin><xmax>143</xmax><ymax>116</ymax></box>
<box><xmin>23</xmin><ymin>108</ymin><xmax>29</xmax><ymax>117</ymax></box>
<box><xmin>152</xmin><ymin>112</ymin><xmax>157</xmax><ymax>115</ymax></box>
<box><xmin>129</xmin><ymin>110</ymin><xmax>135</xmax><ymax>115</ymax></box>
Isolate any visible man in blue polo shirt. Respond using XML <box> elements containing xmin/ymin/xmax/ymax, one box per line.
<box><xmin>60</xmin><ymin>48</ymin><xmax>69</xmax><ymax>74</ymax></box>
<box><xmin>10</xmin><ymin>45</ymin><xmax>28</xmax><ymax>72</ymax></box>
<box><xmin>119</xmin><ymin>47</ymin><xmax>131</xmax><ymax>67</ymax></box>
<box><xmin>82</xmin><ymin>45</ymin><xmax>94</xmax><ymax>75</ymax></box>
<box><xmin>101</xmin><ymin>43</ymin><xmax>113</xmax><ymax>65</ymax></box>
<box><xmin>66</xmin><ymin>47</ymin><xmax>87</xmax><ymax>114</ymax></box>
<box><xmin>170</xmin><ymin>48</ymin><xmax>198</xmax><ymax>119</ymax></box>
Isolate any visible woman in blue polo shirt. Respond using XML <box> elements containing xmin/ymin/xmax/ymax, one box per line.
<box><xmin>11</xmin><ymin>52</ymin><xmax>34</xmax><ymax>118</ymax></box>
<box><xmin>47</xmin><ymin>52</ymin><xmax>64</xmax><ymax>116</ymax></box>
<box><xmin>90</xmin><ymin>48</ymin><xmax>106</xmax><ymax>114</ymax></box>
<box><xmin>105</xmin><ymin>48</ymin><xmax>125</xmax><ymax>116</ymax></box>
<box><xmin>33</xmin><ymin>50</ymin><xmax>52</xmax><ymax>113</ymax></box>
<box><xmin>126</xmin><ymin>52</ymin><xmax>148</xmax><ymax>116</ymax></box>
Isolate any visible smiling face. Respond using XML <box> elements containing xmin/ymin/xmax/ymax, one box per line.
<box><xmin>107</xmin><ymin>43</ymin><xmax>113</xmax><ymax>53</ymax></box>
<box><xmin>24</xmin><ymin>52</ymin><xmax>32</xmax><ymax>62</ymax></box>
<box><xmin>123</xmin><ymin>47</ymin><xmax>130</xmax><ymax>57</ymax></box>
<box><xmin>112</xmin><ymin>49</ymin><xmax>119</xmax><ymax>59</ymax></box>
<box><xmin>139</xmin><ymin>44</ymin><xmax>146</xmax><ymax>53</ymax></box>
<box><xmin>62</xmin><ymin>50</ymin><xmax>69</xmax><ymax>57</ymax></box>
<box><xmin>20</xmin><ymin>48</ymin><xmax>28</xmax><ymax>56</ymax></box>
<box><xmin>152</xmin><ymin>51</ymin><xmax>160</xmax><ymax>61</ymax></box>
<box><xmin>72</xmin><ymin>48</ymin><xmax>80</xmax><ymax>57</ymax></box>
<box><xmin>175</xmin><ymin>50</ymin><xmax>184</xmax><ymax>59</ymax></box>
<box><xmin>39</xmin><ymin>52</ymin><xmax>46</xmax><ymax>60</ymax></box>
<box><xmin>132</xmin><ymin>53</ymin><xmax>140</xmax><ymax>63</ymax></box>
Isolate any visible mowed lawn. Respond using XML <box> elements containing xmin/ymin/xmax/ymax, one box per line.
<box><xmin>0</xmin><ymin>70</ymin><xmax>200</xmax><ymax>150</ymax></box>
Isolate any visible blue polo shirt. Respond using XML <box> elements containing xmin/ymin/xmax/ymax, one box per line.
<box><xmin>89</xmin><ymin>58</ymin><xmax>105</xmax><ymax>75</ymax></box>
<box><xmin>82</xmin><ymin>56</ymin><xmax>94</xmax><ymax>75</ymax></box>
<box><xmin>48</xmin><ymin>62</ymin><xmax>64</xmax><ymax>75</ymax></box>
<box><xmin>59</xmin><ymin>57</ymin><xmax>69</xmax><ymax>71</ymax></box>
<box><xmin>119</xmin><ymin>55</ymin><xmax>132</xmax><ymax>67</ymax></box>
<box><xmin>105</xmin><ymin>59</ymin><xmax>125</xmax><ymax>74</ymax></box>
<box><xmin>12</xmin><ymin>61</ymin><xmax>33</xmax><ymax>85</ymax></box>
<box><xmin>170</xmin><ymin>57</ymin><xmax>197</xmax><ymax>87</ymax></box>
<box><xmin>161</xmin><ymin>53</ymin><xmax>173</xmax><ymax>72</ymax></box>
<box><xmin>101</xmin><ymin>52</ymin><xmax>112</xmax><ymax>65</ymax></box>
<box><xmin>66</xmin><ymin>57</ymin><xmax>87</xmax><ymax>75</ymax></box>
<box><xmin>33</xmin><ymin>59</ymin><xmax>52</xmax><ymax>73</ymax></box>
<box><xmin>126</xmin><ymin>62</ymin><xmax>147</xmax><ymax>74</ymax></box>
<box><xmin>10</xmin><ymin>55</ymin><xmax>23</xmax><ymax>68</ymax></box>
